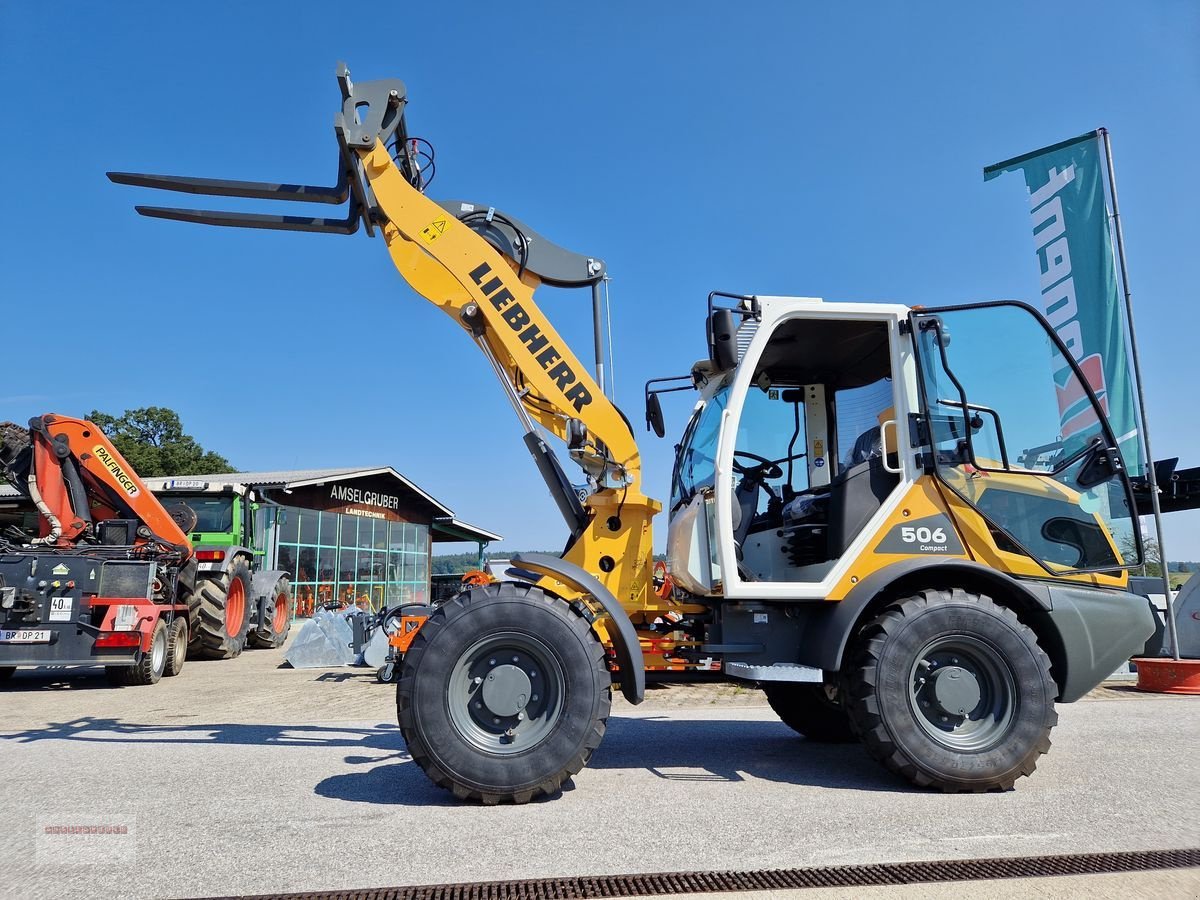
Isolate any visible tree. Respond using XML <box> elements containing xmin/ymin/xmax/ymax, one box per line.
<box><xmin>87</xmin><ymin>407</ymin><xmax>234</xmax><ymax>477</ymax></box>
<box><xmin>1120</xmin><ymin>531</ymin><xmax>1162</xmax><ymax>578</ymax></box>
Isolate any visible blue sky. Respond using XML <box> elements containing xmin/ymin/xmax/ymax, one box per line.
<box><xmin>2</xmin><ymin>2</ymin><xmax>1198</xmax><ymax>556</ymax></box>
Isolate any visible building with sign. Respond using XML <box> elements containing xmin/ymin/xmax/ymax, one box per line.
<box><xmin>0</xmin><ymin>466</ymin><xmax>500</xmax><ymax>616</ymax></box>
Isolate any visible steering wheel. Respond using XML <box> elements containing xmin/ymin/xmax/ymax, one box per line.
<box><xmin>732</xmin><ymin>450</ymin><xmax>784</xmax><ymax>481</ymax></box>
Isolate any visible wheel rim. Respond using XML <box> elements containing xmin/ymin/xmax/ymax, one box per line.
<box><xmin>150</xmin><ymin>625</ymin><xmax>167</xmax><ymax>673</ymax></box>
<box><xmin>272</xmin><ymin>590</ymin><xmax>289</xmax><ymax>633</ymax></box>
<box><xmin>447</xmin><ymin>631</ymin><xmax>565</xmax><ymax>756</ymax></box>
<box><xmin>908</xmin><ymin>634</ymin><xmax>1017</xmax><ymax>751</ymax></box>
<box><xmin>225</xmin><ymin>577</ymin><xmax>246</xmax><ymax>637</ymax></box>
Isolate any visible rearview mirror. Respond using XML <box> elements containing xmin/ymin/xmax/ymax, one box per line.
<box><xmin>709</xmin><ymin>309</ymin><xmax>738</xmax><ymax>371</ymax></box>
<box><xmin>646</xmin><ymin>392</ymin><xmax>665</xmax><ymax>438</ymax></box>
<box><xmin>1076</xmin><ymin>443</ymin><xmax>1117</xmax><ymax>490</ymax></box>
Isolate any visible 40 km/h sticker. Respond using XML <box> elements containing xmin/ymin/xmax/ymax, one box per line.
<box><xmin>874</xmin><ymin>515</ymin><xmax>964</xmax><ymax>556</ymax></box>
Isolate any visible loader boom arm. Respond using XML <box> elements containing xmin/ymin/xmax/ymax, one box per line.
<box><xmin>107</xmin><ymin>64</ymin><xmax>663</xmax><ymax>621</ymax></box>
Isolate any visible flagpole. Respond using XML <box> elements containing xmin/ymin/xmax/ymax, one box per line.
<box><xmin>1099</xmin><ymin>127</ymin><xmax>1181</xmax><ymax>660</ymax></box>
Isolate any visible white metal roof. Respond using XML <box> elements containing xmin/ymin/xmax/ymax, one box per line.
<box><xmin>2</xmin><ymin>468</ymin><xmax>503</xmax><ymax>543</ymax></box>
<box><xmin>432</xmin><ymin>517</ymin><xmax>503</xmax><ymax>544</ymax></box>
<box><xmin>141</xmin><ymin>466</ymin><xmax>453</xmax><ymax>516</ymax></box>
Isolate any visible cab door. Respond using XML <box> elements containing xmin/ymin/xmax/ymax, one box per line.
<box><xmin>910</xmin><ymin>301</ymin><xmax>1142</xmax><ymax>574</ymax></box>
<box><xmin>714</xmin><ymin>305</ymin><xmax>914</xmax><ymax>599</ymax></box>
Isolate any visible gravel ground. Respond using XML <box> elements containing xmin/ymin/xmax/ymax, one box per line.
<box><xmin>1</xmin><ymin>633</ymin><xmax>1197</xmax><ymax>900</ymax></box>
<box><xmin>0</xmin><ymin>634</ymin><xmax>1146</xmax><ymax>731</ymax></box>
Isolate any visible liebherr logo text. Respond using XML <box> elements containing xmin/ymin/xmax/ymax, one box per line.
<box><xmin>93</xmin><ymin>445</ymin><xmax>139</xmax><ymax>497</ymax></box>
<box><xmin>469</xmin><ymin>261</ymin><xmax>593</xmax><ymax>413</ymax></box>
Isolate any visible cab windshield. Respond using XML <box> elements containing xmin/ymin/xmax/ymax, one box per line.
<box><xmin>177</xmin><ymin>495</ymin><xmax>235</xmax><ymax>533</ymax></box>
<box><xmin>912</xmin><ymin>303</ymin><xmax>1141</xmax><ymax>573</ymax></box>
<box><xmin>670</xmin><ymin>384</ymin><xmax>730</xmax><ymax>509</ymax></box>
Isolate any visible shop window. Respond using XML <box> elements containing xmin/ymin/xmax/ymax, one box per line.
<box><xmin>275</xmin><ymin>502</ymin><xmax>433</xmax><ymax>616</ymax></box>
<box><xmin>278</xmin><ymin>545</ymin><xmax>297</xmax><ymax>580</ymax></box>
<box><xmin>277</xmin><ymin>508</ymin><xmax>299</xmax><ymax>545</ymax></box>
<box><xmin>298</xmin><ymin>510</ymin><xmax>318</xmax><ymax>545</ymax></box>
<box><xmin>338</xmin><ymin>547</ymin><xmax>356</xmax><ymax>583</ymax></box>
<box><xmin>319</xmin><ymin>511</ymin><xmax>339</xmax><ymax>545</ymax></box>
<box><xmin>318</xmin><ymin>547</ymin><xmax>335</xmax><ymax>583</ymax></box>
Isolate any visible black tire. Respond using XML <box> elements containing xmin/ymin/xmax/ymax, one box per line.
<box><xmin>0</xmin><ymin>666</ymin><xmax>16</xmax><ymax>681</ymax></box>
<box><xmin>105</xmin><ymin>617</ymin><xmax>169</xmax><ymax>686</ymax></box>
<box><xmin>188</xmin><ymin>558</ymin><xmax>253</xmax><ymax>660</ymax></box>
<box><xmin>763</xmin><ymin>681</ymin><xmax>856</xmax><ymax>742</ymax></box>
<box><xmin>247</xmin><ymin>575</ymin><xmax>292</xmax><ymax>650</ymax></box>
<box><xmin>397</xmin><ymin>582</ymin><xmax>610</xmax><ymax>804</ymax></box>
<box><xmin>164</xmin><ymin>617</ymin><xmax>188</xmax><ymax>677</ymax></box>
<box><xmin>843</xmin><ymin>588</ymin><xmax>1057</xmax><ymax>792</ymax></box>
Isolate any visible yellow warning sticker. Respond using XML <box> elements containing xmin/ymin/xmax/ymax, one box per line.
<box><xmin>93</xmin><ymin>444</ymin><xmax>139</xmax><ymax>497</ymax></box>
<box><xmin>419</xmin><ymin>217</ymin><xmax>448</xmax><ymax>244</ymax></box>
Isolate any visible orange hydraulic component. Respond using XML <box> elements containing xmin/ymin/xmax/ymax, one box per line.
<box><xmin>652</xmin><ymin>560</ymin><xmax>674</xmax><ymax>601</ymax></box>
<box><xmin>461</xmin><ymin>569</ymin><xmax>493</xmax><ymax>587</ymax></box>
<box><xmin>21</xmin><ymin>414</ymin><xmax>191</xmax><ymax>554</ymax></box>
<box><xmin>387</xmin><ymin>615</ymin><xmax>430</xmax><ymax>653</ymax></box>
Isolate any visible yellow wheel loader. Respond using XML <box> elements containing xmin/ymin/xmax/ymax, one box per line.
<box><xmin>110</xmin><ymin>64</ymin><xmax>1154</xmax><ymax>803</ymax></box>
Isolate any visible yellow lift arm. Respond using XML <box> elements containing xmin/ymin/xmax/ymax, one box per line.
<box><xmin>109</xmin><ymin>63</ymin><xmax>678</xmax><ymax>700</ymax></box>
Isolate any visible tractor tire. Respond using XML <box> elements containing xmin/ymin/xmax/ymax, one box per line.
<box><xmin>176</xmin><ymin>558</ymin><xmax>200</xmax><ymax>636</ymax></box>
<box><xmin>843</xmin><ymin>588</ymin><xmax>1057</xmax><ymax>792</ymax></box>
<box><xmin>105</xmin><ymin>617</ymin><xmax>169</xmax><ymax>686</ymax></box>
<box><xmin>397</xmin><ymin>582</ymin><xmax>610</xmax><ymax>804</ymax></box>
<box><xmin>164</xmin><ymin>617</ymin><xmax>188</xmax><ymax>677</ymax></box>
<box><xmin>247</xmin><ymin>575</ymin><xmax>291</xmax><ymax>650</ymax></box>
<box><xmin>188</xmin><ymin>558</ymin><xmax>253</xmax><ymax>660</ymax></box>
<box><xmin>763</xmin><ymin>681</ymin><xmax>856</xmax><ymax>743</ymax></box>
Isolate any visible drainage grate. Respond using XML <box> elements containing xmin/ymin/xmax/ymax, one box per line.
<box><xmin>206</xmin><ymin>848</ymin><xmax>1200</xmax><ymax>900</ymax></box>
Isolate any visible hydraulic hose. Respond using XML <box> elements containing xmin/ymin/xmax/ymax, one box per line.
<box><xmin>27</xmin><ymin>453</ymin><xmax>62</xmax><ymax>546</ymax></box>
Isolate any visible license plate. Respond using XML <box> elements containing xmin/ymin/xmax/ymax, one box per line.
<box><xmin>0</xmin><ymin>629</ymin><xmax>51</xmax><ymax>643</ymax></box>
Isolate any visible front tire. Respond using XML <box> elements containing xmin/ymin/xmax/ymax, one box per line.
<box><xmin>764</xmin><ymin>681</ymin><xmax>856</xmax><ymax>742</ymax></box>
<box><xmin>844</xmin><ymin>588</ymin><xmax>1057</xmax><ymax>792</ymax></box>
<box><xmin>397</xmin><ymin>583</ymin><xmax>610</xmax><ymax>804</ymax></box>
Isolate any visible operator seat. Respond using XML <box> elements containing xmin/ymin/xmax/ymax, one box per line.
<box><xmin>826</xmin><ymin>427</ymin><xmax>899</xmax><ymax>559</ymax></box>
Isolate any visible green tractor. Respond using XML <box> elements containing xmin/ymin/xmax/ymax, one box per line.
<box><xmin>150</xmin><ymin>478</ymin><xmax>292</xmax><ymax>659</ymax></box>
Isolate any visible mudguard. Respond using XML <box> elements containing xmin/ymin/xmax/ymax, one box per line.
<box><xmin>796</xmin><ymin>558</ymin><xmax>1050</xmax><ymax>673</ymax></box>
<box><xmin>513</xmin><ymin>552</ymin><xmax>645</xmax><ymax>705</ymax></box>
<box><xmin>250</xmin><ymin>568</ymin><xmax>289</xmax><ymax>624</ymax></box>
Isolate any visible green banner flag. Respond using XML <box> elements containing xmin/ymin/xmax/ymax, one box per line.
<box><xmin>984</xmin><ymin>131</ymin><xmax>1141</xmax><ymax>473</ymax></box>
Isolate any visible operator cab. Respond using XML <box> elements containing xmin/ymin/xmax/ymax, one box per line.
<box><xmin>667</xmin><ymin>300</ymin><xmax>909</xmax><ymax>597</ymax></box>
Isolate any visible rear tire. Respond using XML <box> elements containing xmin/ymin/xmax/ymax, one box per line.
<box><xmin>247</xmin><ymin>575</ymin><xmax>291</xmax><ymax>650</ymax></box>
<box><xmin>764</xmin><ymin>681</ymin><xmax>856</xmax><ymax>742</ymax></box>
<box><xmin>843</xmin><ymin>588</ymin><xmax>1057</xmax><ymax>792</ymax></box>
<box><xmin>165</xmin><ymin>617</ymin><xmax>188</xmax><ymax>676</ymax></box>
<box><xmin>106</xmin><ymin>617</ymin><xmax>169</xmax><ymax>686</ymax></box>
<box><xmin>397</xmin><ymin>582</ymin><xmax>610</xmax><ymax>804</ymax></box>
<box><xmin>189</xmin><ymin>558</ymin><xmax>253</xmax><ymax>660</ymax></box>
